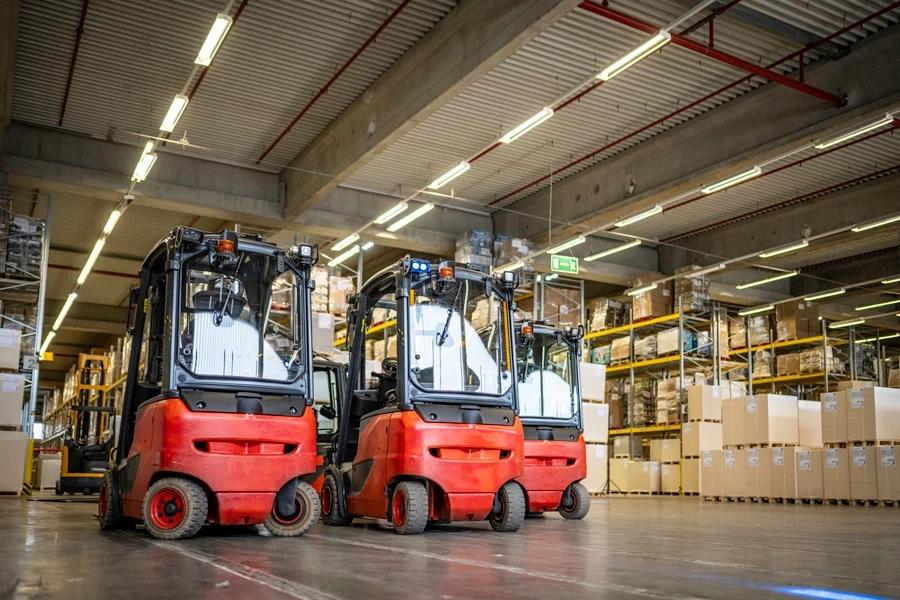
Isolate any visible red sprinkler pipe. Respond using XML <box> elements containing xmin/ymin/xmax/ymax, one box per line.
<box><xmin>578</xmin><ymin>1</ymin><xmax>845</xmax><ymax>107</ymax></box>
<box><xmin>255</xmin><ymin>0</ymin><xmax>413</xmax><ymax>164</ymax></box>
<box><xmin>488</xmin><ymin>2</ymin><xmax>899</xmax><ymax>207</ymax></box>
<box><xmin>59</xmin><ymin>0</ymin><xmax>90</xmax><ymax>126</ymax></box>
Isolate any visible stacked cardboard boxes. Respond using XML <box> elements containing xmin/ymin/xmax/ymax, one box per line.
<box><xmin>687</xmin><ymin>385</ymin><xmax>724</xmax><ymax>496</ymax></box>
<box><xmin>589</xmin><ymin>299</ymin><xmax>626</xmax><ymax>333</ymax></box>
<box><xmin>775</xmin><ymin>301</ymin><xmax>819</xmax><ymax>342</ymax></box>
<box><xmin>454</xmin><ymin>230</ymin><xmax>493</xmax><ymax>272</ymax></box>
<box><xmin>582</xmin><ymin>362</ymin><xmax>608</xmax><ymax>495</ymax></box>
<box><xmin>651</xmin><ymin>438</ymin><xmax>681</xmax><ymax>493</ymax></box>
<box><xmin>631</xmin><ymin>273</ymin><xmax>673</xmax><ymax>321</ymax></box>
<box><xmin>674</xmin><ymin>265</ymin><xmax>710</xmax><ymax>314</ymax></box>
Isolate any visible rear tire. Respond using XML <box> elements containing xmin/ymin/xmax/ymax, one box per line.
<box><xmin>142</xmin><ymin>477</ymin><xmax>208</xmax><ymax>540</ymax></box>
<box><xmin>559</xmin><ymin>482</ymin><xmax>590</xmax><ymax>520</ymax></box>
<box><xmin>489</xmin><ymin>482</ymin><xmax>525</xmax><ymax>533</ymax></box>
<box><xmin>263</xmin><ymin>481</ymin><xmax>321</xmax><ymax>537</ymax></box>
<box><xmin>320</xmin><ymin>473</ymin><xmax>352</xmax><ymax>526</ymax></box>
<box><xmin>391</xmin><ymin>481</ymin><xmax>428</xmax><ymax>535</ymax></box>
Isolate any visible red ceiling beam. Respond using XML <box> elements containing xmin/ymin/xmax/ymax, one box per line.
<box><xmin>255</xmin><ymin>0</ymin><xmax>413</xmax><ymax>165</ymax></box>
<box><xmin>578</xmin><ymin>1</ymin><xmax>845</xmax><ymax>107</ymax></box>
<box><xmin>58</xmin><ymin>0</ymin><xmax>90</xmax><ymax>126</ymax></box>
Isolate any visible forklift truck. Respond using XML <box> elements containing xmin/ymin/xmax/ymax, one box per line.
<box><xmin>514</xmin><ymin>321</ymin><xmax>590</xmax><ymax>519</ymax></box>
<box><xmin>97</xmin><ymin>227</ymin><xmax>322</xmax><ymax>539</ymax></box>
<box><xmin>319</xmin><ymin>258</ymin><xmax>526</xmax><ymax>534</ymax></box>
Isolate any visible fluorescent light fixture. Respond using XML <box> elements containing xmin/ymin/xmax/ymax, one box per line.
<box><xmin>882</xmin><ymin>276</ymin><xmax>900</xmax><ymax>285</ymax></box>
<box><xmin>738</xmin><ymin>305</ymin><xmax>774</xmax><ymax>317</ymax></box>
<box><xmin>387</xmin><ymin>203</ymin><xmax>434</xmax><ymax>232</ymax></box>
<box><xmin>77</xmin><ymin>239</ymin><xmax>106</xmax><ymax>285</ymax></box>
<box><xmin>829</xmin><ymin>318</ymin><xmax>864</xmax><ymax>329</ymax></box>
<box><xmin>686</xmin><ymin>263</ymin><xmax>726</xmax><ymax>278</ymax></box>
<box><xmin>374</xmin><ymin>202</ymin><xmax>408</xmax><ymax>225</ymax></box>
<box><xmin>814</xmin><ymin>113</ymin><xmax>894</xmax><ymax>149</ymax></box>
<box><xmin>546</xmin><ymin>236</ymin><xmax>586</xmax><ymax>255</ymax></box>
<box><xmin>132</xmin><ymin>152</ymin><xmax>158</xmax><ymax>182</ymax></box>
<box><xmin>701</xmin><ymin>166</ymin><xmax>762</xmax><ymax>194</ymax></box>
<box><xmin>142</xmin><ymin>140</ymin><xmax>155</xmax><ymax>155</ymax></box>
<box><xmin>851</xmin><ymin>213</ymin><xmax>900</xmax><ymax>233</ymax></box>
<box><xmin>160</xmin><ymin>94</ymin><xmax>189</xmax><ymax>133</ymax></box>
<box><xmin>735</xmin><ymin>270</ymin><xmax>797</xmax><ymax>290</ymax></box>
<box><xmin>102</xmin><ymin>209</ymin><xmax>122</xmax><ymax>235</ymax></box>
<box><xmin>856</xmin><ymin>333</ymin><xmax>900</xmax><ymax>344</ymax></box>
<box><xmin>53</xmin><ymin>292</ymin><xmax>78</xmax><ymax>331</ymax></box>
<box><xmin>499</xmin><ymin>107</ymin><xmax>554</xmax><ymax>144</ymax></box>
<box><xmin>803</xmin><ymin>289</ymin><xmax>846</xmax><ymax>302</ymax></box>
<box><xmin>854</xmin><ymin>298</ymin><xmax>900</xmax><ymax>311</ymax></box>
<box><xmin>584</xmin><ymin>239</ymin><xmax>641</xmax><ymax>261</ymax></box>
<box><xmin>614</xmin><ymin>205</ymin><xmax>662</xmax><ymax>228</ymax></box>
<box><xmin>195</xmin><ymin>13</ymin><xmax>233</xmax><ymax>66</ymax></box>
<box><xmin>759</xmin><ymin>239</ymin><xmax>809</xmax><ymax>258</ymax></box>
<box><xmin>39</xmin><ymin>331</ymin><xmax>56</xmax><ymax>355</ymax></box>
<box><xmin>327</xmin><ymin>244</ymin><xmax>361</xmax><ymax>267</ymax></box>
<box><xmin>361</xmin><ymin>241</ymin><xmax>374</xmax><ymax>250</ymax></box>
<box><xmin>627</xmin><ymin>283</ymin><xmax>657</xmax><ymax>296</ymax></box>
<box><xmin>428</xmin><ymin>162</ymin><xmax>470</xmax><ymax>190</ymax></box>
<box><xmin>544</xmin><ymin>273</ymin><xmax>559</xmax><ymax>281</ymax></box>
<box><xmin>507</xmin><ymin>261</ymin><xmax>525</xmax><ymax>271</ymax></box>
<box><xmin>331</xmin><ymin>233</ymin><xmax>359</xmax><ymax>252</ymax></box>
<box><xmin>598</xmin><ymin>31</ymin><xmax>671</xmax><ymax>81</ymax></box>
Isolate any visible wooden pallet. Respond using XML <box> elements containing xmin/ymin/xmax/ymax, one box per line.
<box><xmin>878</xmin><ymin>500</ymin><xmax>900</xmax><ymax>507</ymax></box>
<box><xmin>610</xmin><ymin>358</ymin><xmax>630</xmax><ymax>366</ymax></box>
<box><xmin>738</xmin><ymin>442</ymin><xmax>799</xmax><ymax>448</ymax></box>
<box><xmin>851</xmin><ymin>499</ymin><xmax>880</xmax><ymax>507</ymax></box>
<box><xmin>824</xmin><ymin>498</ymin><xmax>851</xmax><ymax>506</ymax></box>
<box><xmin>682</xmin><ymin>492</ymin><xmax>700</xmax><ymax>496</ymax></box>
<box><xmin>0</xmin><ymin>490</ymin><xmax>22</xmax><ymax>497</ymax></box>
<box><xmin>848</xmin><ymin>440</ymin><xmax>900</xmax><ymax>446</ymax></box>
<box><xmin>0</xmin><ymin>424</ymin><xmax>22</xmax><ymax>432</ymax></box>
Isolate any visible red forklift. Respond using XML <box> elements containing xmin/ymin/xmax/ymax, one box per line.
<box><xmin>319</xmin><ymin>258</ymin><xmax>526</xmax><ymax>534</ymax></box>
<box><xmin>513</xmin><ymin>321</ymin><xmax>590</xmax><ymax>519</ymax></box>
<box><xmin>97</xmin><ymin>228</ymin><xmax>322</xmax><ymax>539</ymax></box>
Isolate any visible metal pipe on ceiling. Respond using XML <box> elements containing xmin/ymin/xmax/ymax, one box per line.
<box><xmin>58</xmin><ymin>0</ymin><xmax>90</xmax><ymax>127</ymax></box>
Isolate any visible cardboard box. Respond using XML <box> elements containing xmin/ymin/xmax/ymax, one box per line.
<box><xmin>608</xmin><ymin>398</ymin><xmax>625</xmax><ymax>430</ymax></box>
<box><xmin>824</xmin><ymin>447</ymin><xmax>851</xmax><ymax>500</ymax></box>
<box><xmin>681</xmin><ymin>421</ymin><xmax>722</xmax><ymax>458</ymax></box>
<box><xmin>0</xmin><ymin>373</ymin><xmax>24</xmax><ymax>426</ymax></box>
<box><xmin>744</xmin><ymin>394</ymin><xmax>799</xmax><ymax>446</ymax></box>
<box><xmin>700</xmin><ymin>450</ymin><xmax>722</xmax><ymax>497</ymax></box>
<box><xmin>821</xmin><ymin>392</ymin><xmax>847</xmax><ymax>444</ymax></box>
<box><xmin>722</xmin><ymin>449</ymin><xmax>741</xmax><ymax>497</ymax></box>
<box><xmin>795</xmin><ymin>448</ymin><xmax>824</xmax><ymax>499</ymax></box>
<box><xmin>584</xmin><ymin>443</ymin><xmax>608</xmax><ymax>495</ymax></box>
<box><xmin>0</xmin><ymin>431</ymin><xmax>26</xmax><ymax>492</ymax></box>
<box><xmin>580</xmin><ymin>363</ymin><xmax>607</xmax><ymax>402</ymax></box>
<box><xmin>36</xmin><ymin>455</ymin><xmax>61</xmax><ymax>491</ymax></box>
<box><xmin>311</xmin><ymin>312</ymin><xmax>335</xmax><ymax>356</ymax></box>
<box><xmin>837</xmin><ymin>380</ymin><xmax>875</xmax><ymax>391</ymax></box>
<box><xmin>776</xmin><ymin>353</ymin><xmax>800</xmax><ymax>377</ymax></box>
<box><xmin>877</xmin><ymin>445</ymin><xmax>899</xmax><ymax>502</ymax></box>
<box><xmin>583</xmin><ymin>403</ymin><xmax>609</xmax><ymax>444</ymax></box>
<box><xmin>683</xmin><ymin>457</ymin><xmax>700</xmax><ymax>494</ymax></box>
<box><xmin>846</xmin><ymin>387</ymin><xmax>900</xmax><ymax>442</ymax></box>
<box><xmin>650</xmin><ymin>438</ymin><xmax>681</xmax><ymax>463</ymax></box>
<box><xmin>687</xmin><ymin>384</ymin><xmax>723</xmax><ymax>422</ymax></box>
<box><xmin>721</xmin><ymin>396</ymin><xmax>744</xmax><ymax>447</ymax></box>
<box><xmin>775</xmin><ymin>301</ymin><xmax>806</xmax><ymax>341</ymax></box>
<box><xmin>742</xmin><ymin>447</ymin><xmax>771</xmax><ymax>498</ymax></box>
<box><xmin>798</xmin><ymin>400</ymin><xmax>823</xmax><ymax>447</ymax></box>
<box><xmin>849</xmin><ymin>445</ymin><xmax>878</xmax><ymax>501</ymax></box>
<box><xmin>769</xmin><ymin>447</ymin><xmax>796</xmax><ymax>500</ymax></box>
<box><xmin>0</xmin><ymin>328</ymin><xmax>22</xmax><ymax>371</ymax></box>
<box><xmin>612</xmin><ymin>435</ymin><xmax>642</xmax><ymax>458</ymax></box>
<box><xmin>629</xmin><ymin>461</ymin><xmax>661</xmax><ymax>493</ymax></box>
<box><xmin>661</xmin><ymin>463</ymin><xmax>680</xmax><ymax>493</ymax></box>
<box><xmin>609</xmin><ymin>458</ymin><xmax>630</xmax><ymax>492</ymax></box>
<box><xmin>631</xmin><ymin>273</ymin><xmax>673</xmax><ymax>321</ymax></box>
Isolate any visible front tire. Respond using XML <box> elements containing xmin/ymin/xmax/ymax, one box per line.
<box><xmin>391</xmin><ymin>481</ymin><xmax>428</xmax><ymax>535</ymax></box>
<box><xmin>263</xmin><ymin>481</ymin><xmax>321</xmax><ymax>537</ymax></box>
<box><xmin>142</xmin><ymin>477</ymin><xmax>208</xmax><ymax>540</ymax></box>
<box><xmin>320</xmin><ymin>473</ymin><xmax>352</xmax><ymax>526</ymax></box>
<box><xmin>559</xmin><ymin>482</ymin><xmax>590</xmax><ymax>520</ymax></box>
<box><xmin>98</xmin><ymin>471</ymin><xmax>126</xmax><ymax>530</ymax></box>
<box><xmin>489</xmin><ymin>482</ymin><xmax>525</xmax><ymax>533</ymax></box>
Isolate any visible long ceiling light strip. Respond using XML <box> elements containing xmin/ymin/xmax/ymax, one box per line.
<box><xmin>738</xmin><ymin>305</ymin><xmax>774</xmax><ymax>317</ymax></box>
<box><xmin>851</xmin><ymin>213</ymin><xmax>900</xmax><ymax>233</ymax></box>
<box><xmin>584</xmin><ymin>239</ymin><xmax>641</xmax><ymax>261</ymax></box>
<box><xmin>387</xmin><ymin>203</ymin><xmax>435</xmax><ymax>232</ymax></box>
<box><xmin>735</xmin><ymin>270</ymin><xmax>798</xmax><ymax>290</ymax></box>
<box><xmin>500</xmin><ymin>107</ymin><xmax>554</xmax><ymax>144</ymax></box>
<box><xmin>701</xmin><ymin>166</ymin><xmax>761</xmax><ymax>194</ymax></box>
<box><xmin>545</xmin><ymin>236</ymin><xmax>586</xmax><ymax>255</ymax></box>
<box><xmin>829</xmin><ymin>318</ymin><xmax>865</xmax><ymax>329</ymax></box>
<box><xmin>815</xmin><ymin>114</ymin><xmax>895</xmax><ymax>149</ymax></box>
<box><xmin>759</xmin><ymin>239</ymin><xmax>808</xmax><ymax>258</ymax></box>
<box><xmin>803</xmin><ymin>289</ymin><xmax>846</xmax><ymax>301</ymax></box>
<box><xmin>614</xmin><ymin>205</ymin><xmax>662</xmax><ymax>228</ymax></box>
<box><xmin>195</xmin><ymin>13</ymin><xmax>233</xmax><ymax>66</ymax></box>
<box><xmin>855</xmin><ymin>298</ymin><xmax>900</xmax><ymax>311</ymax></box>
<box><xmin>597</xmin><ymin>31</ymin><xmax>672</xmax><ymax>81</ymax></box>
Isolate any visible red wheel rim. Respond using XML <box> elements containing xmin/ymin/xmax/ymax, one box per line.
<box><xmin>392</xmin><ymin>488</ymin><xmax>406</xmax><ymax>527</ymax></box>
<box><xmin>98</xmin><ymin>484</ymin><xmax>108</xmax><ymax>518</ymax></box>
<box><xmin>148</xmin><ymin>488</ymin><xmax>186</xmax><ymax>530</ymax></box>
<box><xmin>273</xmin><ymin>496</ymin><xmax>304</xmax><ymax>525</ymax></box>
<box><xmin>322</xmin><ymin>485</ymin><xmax>332</xmax><ymax>516</ymax></box>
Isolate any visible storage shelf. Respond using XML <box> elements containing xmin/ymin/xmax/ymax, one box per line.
<box><xmin>605</xmin><ymin>354</ymin><xmax>716</xmax><ymax>375</ymax></box>
<box><xmin>750</xmin><ymin>371</ymin><xmax>833</xmax><ymax>386</ymax></box>
<box><xmin>748</xmin><ymin>335</ymin><xmax>825</xmax><ymax>353</ymax></box>
<box><xmin>609</xmin><ymin>424</ymin><xmax>682</xmax><ymax>436</ymax></box>
<box><xmin>334</xmin><ymin>318</ymin><xmax>397</xmax><ymax>347</ymax></box>
<box><xmin>584</xmin><ymin>312</ymin><xmax>681</xmax><ymax>341</ymax></box>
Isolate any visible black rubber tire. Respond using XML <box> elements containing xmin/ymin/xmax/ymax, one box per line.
<box><xmin>141</xmin><ymin>477</ymin><xmax>208</xmax><ymax>540</ymax></box>
<box><xmin>55</xmin><ymin>481</ymin><xmax>63</xmax><ymax>496</ymax></box>
<box><xmin>263</xmin><ymin>481</ymin><xmax>321</xmax><ymax>537</ymax></box>
<box><xmin>391</xmin><ymin>481</ymin><xmax>428</xmax><ymax>535</ymax></box>
<box><xmin>98</xmin><ymin>471</ymin><xmax>125</xmax><ymax>530</ymax></box>
<box><xmin>489</xmin><ymin>482</ymin><xmax>526</xmax><ymax>533</ymax></box>
<box><xmin>320</xmin><ymin>473</ymin><xmax>352</xmax><ymax>526</ymax></box>
<box><xmin>559</xmin><ymin>482</ymin><xmax>591</xmax><ymax>520</ymax></box>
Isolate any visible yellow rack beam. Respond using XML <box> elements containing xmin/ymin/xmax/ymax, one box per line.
<box><xmin>606</xmin><ymin>354</ymin><xmax>712</xmax><ymax>375</ymax></box>
<box><xmin>334</xmin><ymin>318</ymin><xmax>398</xmax><ymax>347</ymax></box>
<box><xmin>748</xmin><ymin>335</ymin><xmax>825</xmax><ymax>353</ymax></box>
<box><xmin>751</xmin><ymin>371</ymin><xmax>831</xmax><ymax>386</ymax></box>
<box><xmin>584</xmin><ymin>312</ymin><xmax>681</xmax><ymax>341</ymax></box>
<box><xmin>609</xmin><ymin>424</ymin><xmax>682</xmax><ymax>436</ymax></box>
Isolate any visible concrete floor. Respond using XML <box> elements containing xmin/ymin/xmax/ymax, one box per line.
<box><xmin>1</xmin><ymin>495</ymin><xmax>899</xmax><ymax>600</ymax></box>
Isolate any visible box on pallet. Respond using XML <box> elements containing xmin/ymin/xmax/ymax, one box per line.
<box><xmin>742</xmin><ymin>447</ymin><xmax>772</xmax><ymax>498</ymax></box>
<box><xmin>877</xmin><ymin>445</ymin><xmax>899</xmax><ymax>502</ymax></box>
<box><xmin>0</xmin><ymin>431</ymin><xmax>26</xmax><ymax>493</ymax></box>
<box><xmin>590</xmin><ymin>345</ymin><xmax>611</xmax><ymax>365</ymax></box>
<box><xmin>495</xmin><ymin>236</ymin><xmax>530</xmax><ymax>266</ymax></box>
<box><xmin>612</xmin><ymin>435</ymin><xmax>642</xmax><ymax>458</ymax></box>
<box><xmin>682</xmin><ymin>421</ymin><xmax>722</xmax><ymax>458</ymax></box>
<box><xmin>683</xmin><ymin>457</ymin><xmax>700</xmax><ymax>494</ymax></box>
<box><xmin>687</xmin><ymin>384</ymin><xmax>723</xmax><ymax>422</ymax></box>
<box><xmin>580</xmin><ymin>362</ymin><xmax>606</xmax><ymax>402</ymax></box>
<box><xmin>798</xmin><ymin>400</ymin><xmax>823</xmax><ymax>447</ymax></box>
<box><xmin>610</xmin><ymin>337</ymin><xmax>630</xmax><ymax>363</ymax></box>
<box><xmin>589</xmin><ymin>298</ymin><xmax>626</xmax><ymax>333</ymax></box>
<box><xmin>631</xmin><ymin>273</ymin><xmax>673</xmax><ymax>321</ymax></box>
<box><xmin>850</xmin><ymin>445</ymin><xmax>879</xmax><ymax>501</ymax></box>
<box><xmin>821</xmin><ymin>392</ymin><xmax>847</xmax><ymax>444</ymax></box>
<box><xmin>824</xmin><ymin>447</ymin><xmax>851</xmax><ymax>500</ymax></box>
<box><xmin>629</xmin><ymin>461</ymin><xmax>661</xmax><ymax>493</ymax></box>
<box><xmin>721</xmin><ymin>396</ymin><xmax>743</xmax><ymax>447</ymax></box>
<box><xmin>775</xmin><ymin>301</ymin><xmax>818</xmax><ymax>341</ymax></box>
<box><xmin>584</xmin><ymin>444</ymin><xmax>608</xmax><ymax>495</ymax></box>
<box><xmin>752</xmin><ymin>349</ymin><xmax>772</xmax><ymax>379</ymax></box>
<box><xmin>769</xmin><ymin>447</ymin><xmax>824</xmax><ymax>500</ymax></box>
<box><xmin>609</xmin><ymin>458</ymin><xmax>630</xmax><ymax>492</ymax></box>
<box><xmin>661</xmin><ymin>463</ymin><xmax>680</xmax><ymax>493</ymax></box>
<box><xmin>748</xmin><ymin>315</ymin><xmax>770</xmax><ymax>347</ymax></box>
<box><xmin>633</xmin><ymin>335</ymin><xmax>657</xmax><ymax>361</ymax></box>
<box><xmin>743</xmin><ymin>394</ymin><xmax>799</xmax><ymax>446</ymax></box>
<box><xmin>776</xmin><ymin>353</ymin><xmax>800</xmax><ymax>377</ymax></box>
<box><xmin>608</xmin><ymin>398</ymin><xmax>626</xmax><ymax>431</ymax></box>
<box><xmin>837</xmin><ymin>380</ymin><xmax>875</xmax><ymax>391</ymax></box>
<box><xmin>722</xmin><ymin>449</ymin><xmax>741</xmax><ymax>497</ymax></box>
<box><xmin>729</xmin><ymin>318</ymin><xmax>747</xmax><ymax>350</ymax></box>
<box><xmin>845</xmin><ymin>387</ymin><xmax>900</xmax><ymax>442</ymax></box>
<box><xmin>674</xmin><ymin>265</ymin><xmax>710</xmax><ymax>314</ymax></box>
<box><xmin>542</xmin><ymin>286</ymin><xmax>581</xmax><ymax>329</ymax></box>
<box><xmin>650</xmin><ymin>438</ymin><xmax>681</xmax><ymax>463</ymax></box>
<box><xmin>455</xmin><ymin>230</ymin><xmax>493</xmax><ymax>270</ymax></box>
<box><xmin>700</xmin><ymin>450</ymin><xmax>722</xmax><ymax>496</ymax></box>
<box><xmin>0</xmin><ymin>373</ymin><xmax>24</xmax><ymax>426</ymax></box>
<box><xmin>583</xmin><ymin>403</ymin><xmax>609</xmax><ymax>444</ymax></box>
<box><xmin>0</xmin><ymin>328</ymin><xmax>22</xmax><ymax>371</ymax></box>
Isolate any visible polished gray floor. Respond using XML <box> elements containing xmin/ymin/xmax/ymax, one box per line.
<box><xmin>2</xmin><ymin>494</ymin><xmax>899</xmax><ymax>599</ymax></box>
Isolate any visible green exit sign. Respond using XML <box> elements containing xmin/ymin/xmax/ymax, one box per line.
<box><xmin>550</xmin><ymin>255</ymin><xmax>579</xmax><ymax>274</ymax></box>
